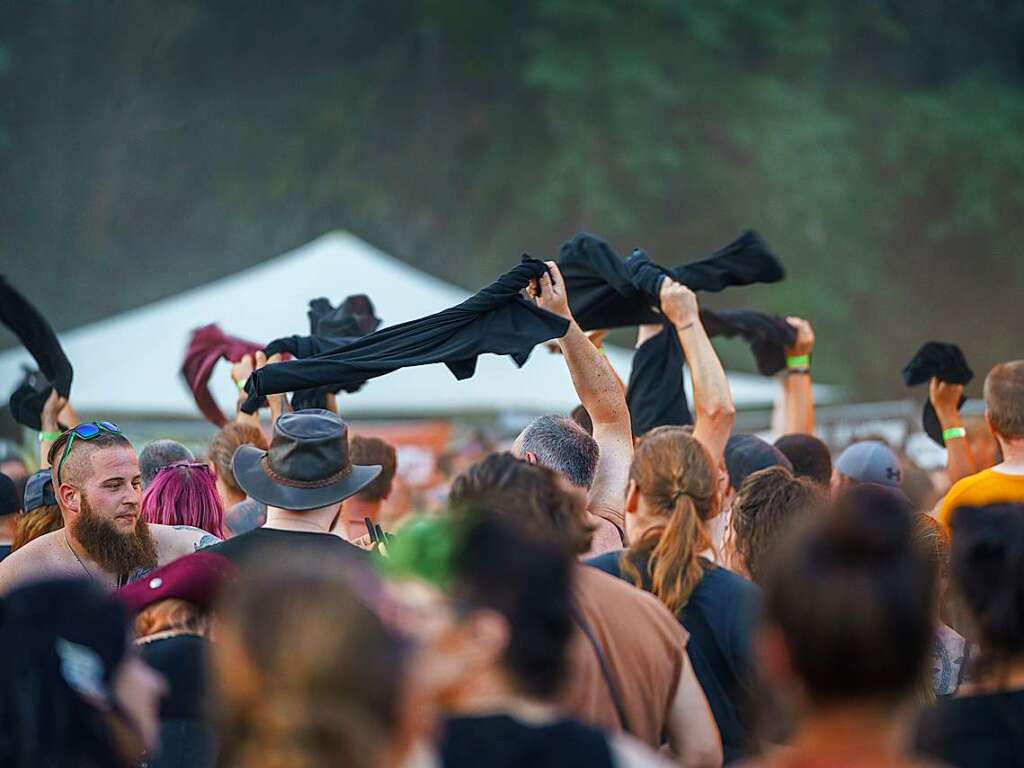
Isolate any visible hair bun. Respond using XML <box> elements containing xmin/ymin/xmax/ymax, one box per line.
<box><xmin>825</xmin><ymin>484</ymin><xmax>914</xmax><ymax>560</ymax></box>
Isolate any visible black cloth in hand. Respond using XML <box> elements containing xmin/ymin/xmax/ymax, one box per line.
<box><xmin>902</xmin><ymin>342</ymin><xmax>974</xmax><ymax>387</ymax></box>
<box><xmin>241</xmin><ymin>258</ymin><xmax>569</xmax><ymax>412</ymax></box>
<box><xmin>627</xmin><ymin>325</ymin><xmax>694</xmax><ymax>436</ymax></box>
<box><xmin>1</xmin><ymin>275</ymin><xmax>73</xmax><ymax>430</ymax></box>
<box><xmin>700</xmin><ymin>309</ymin><xmax>796</xmax><ymax>377</ymax></box>
<box><xmin>903</xmin><ymin>342</ymin><xmax>974</xmax><ymax>447</ymax></box>
<box><xmin>558</xmin><ymin>231</ymin><xmax>784</xmax><ymax>330</ymax></box>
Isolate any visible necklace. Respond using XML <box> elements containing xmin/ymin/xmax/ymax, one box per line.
<box><xmin>64</xmin><ymin>531</ymin><xmax>98</xmax><ymax>584</ymax></box>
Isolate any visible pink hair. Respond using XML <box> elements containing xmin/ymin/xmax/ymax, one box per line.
<box><xmin>142</xmin><ymin>462</ymin><xmax>225</xmax><ymax>538</ymax></box>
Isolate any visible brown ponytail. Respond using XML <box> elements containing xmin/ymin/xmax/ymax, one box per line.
<box><xmin>621</xmin><ymin>426</ymin><xmax>718</xmax><ymax>615</ymax></box>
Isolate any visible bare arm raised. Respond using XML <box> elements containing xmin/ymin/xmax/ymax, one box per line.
<box><xmin>532</xmin><ymin>262</ymin><xmax>633</xmax><ymax>534</ymax></box>
<box><xmin>660</xmin><ymin>279</ymin><xmax>735</xmax><ymax>465</ymax></box>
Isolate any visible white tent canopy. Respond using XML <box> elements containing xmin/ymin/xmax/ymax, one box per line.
<box><xmin>1</xmin><ymin>231</ymin><xmax>797</xmax><ymax>420</ymax></box>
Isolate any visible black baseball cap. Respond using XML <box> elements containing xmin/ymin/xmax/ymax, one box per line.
<box><xmin>0</xmin><ymin>473</ymin><xmax>20</xmax><ymax>517</ymax></box>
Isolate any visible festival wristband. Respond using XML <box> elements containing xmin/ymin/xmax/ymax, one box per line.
<box><xmin>786</xmin><ymin>354</ymin><xmax>811</xmax><ymax>370</ymax></box>
<box><xmin>943</xmin><ymin>427</ymin><xmax>967</xmax><ymax>442</ymax></box>
<box><xmin>235</xmin><ymin>379</ymin><xmax>246</xmax><ymax>392</ymax></box>
<box><xmin>38</xmin><ymin>431</ymin><xmax>62</xmax><ymax>442</ymax></box>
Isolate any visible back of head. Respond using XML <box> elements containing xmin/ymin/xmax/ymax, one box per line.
<box><xmin>142</xmin><ymin>462</ymin><xmax>224</xmax><ymax>537</ymax></box>
<box><xmin>0</xmin><ymin>579</ymin><xmax>129</xmax><ymax>767</ymax></box>
<box><xmin>515</xmin><ymin>414</ymin><xmax>599</xmax><ymax>489</ymax></box>
<box><xmin>984</xmin><ymin>360</ymin><xmax>1024</xmax><ymax>441</ymax></box>
<box><xmin>725</xmin><ymin>434</ymin><xmax>793</xmax><ymax>492</ymax></box>
<box><xmin>138</xmin><ymin>440</ymin><xmax>194</xmax><ymax>489</ymax></box>
<box><xmin>208</xmin><ymin>423</ymin><xmax>267</xmax><ymax>495</ymax></box>
<box><xmin>833</xmin><ymin>440</ymin><xmax>902</xmax><ymax>488</ymax></box>
<box><xmin>626</xmin><ymin>426</ymin><xmax>718</xmax><ymax>613</ymax></box>
<box><xmin>949</xmin><ymin>503</ymin><xmax>1024</xmax><ymax>671</ymax></box>
<box><xmin>0</xmin><ymin>472</ymin><xmax>19</xmax><ymax>517</ymax></box>
<box><xmin>348</xmin><ymin>436</ymin><xmax>397</xmax><ymax>502</ymax></box>
<box><xmin>762</xmin><ymin>484</ymin><xmax>935</xmax><ymax>706</ymax></box>
<box><xmin>449</xmin><ymin>512</ymin><xmax>574</xmax><ymax>700</ymax></box>
<box><xmin>213</xmin><ymin>552</ymin><xmax>403</xmax><ymax>768</ymax></box>
<box><xmin>728</xmin><ymin>466</ymin><xmax>826</xmax><ymax>585</ymax></box>
<box><xmin>774</xmin><ymin>434</ymin><xmax>832</xmax><ymax>487</ymax></box>
<box><xmin>900</xmin><ymin>457</ymin><xmax>940</xmax><ymax>513</ymax></box>
<box><xmin>449</xmin><ymin>452</ymin><xmax>593</xmax><ymax>555</ymax></box>
<box><xmin>12</xmin><ymin>505</ymin><xmax>64</xmax><ymax>550</ymax></box>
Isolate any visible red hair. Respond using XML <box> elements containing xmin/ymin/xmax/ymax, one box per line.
<box><xmin>142</xmin><ymin>462</ymin><xmax>224</xmax><ymax>538</ymax></box>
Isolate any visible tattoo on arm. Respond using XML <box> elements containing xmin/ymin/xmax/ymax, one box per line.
<box><xmin>195</xmin><ymin>533</ymin><xmax>221</xmax><ymax>551</ymax></box>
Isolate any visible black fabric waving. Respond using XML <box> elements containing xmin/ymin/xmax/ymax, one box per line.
<box><xmin>558</xmin><ymin>231</ymin><xmax>784</xmax><ymax>331</ymax></box>
<box><xmin>0</xmin><ymin>276</ymin><xmax>73</xmax><ymax>430</ymax></box>
<box><xmin>241</xmin><ymin>258</ymin><xmax>569</xmax><ymax>412</ymax></box>
<box><xmin>627</xmin><ymin>325</ymin><xmax>693</xmax><ymax>437</ymax></box>
<box><xmin>902</xmin><ymin>342</ymin><xmax>974</xmax><ymax>447</ymax></box>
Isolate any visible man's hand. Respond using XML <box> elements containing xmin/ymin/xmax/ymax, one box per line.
<box><xmin>529</xmin><ymin>262</ymin><xmax>573</xmax><ymax>322</ymax></box>
<box><xmin>659</xmin><ymin>279</ymin><xmax>699</xmax><ymax>329</ymax></box>
<box><xmin>41</xmin><ymin>389</ymin><xmax>68</xmax><ymax>433</ymax></box>
<box><xmin>785</xmin><ymin>317</ymin><xmax>815</xmax><ymax>357</ymax></box>
<box><xmin>930</xmin><ymin>378</ymin><xmax>964</xmax><ymax>426</ymax></box>
<box><xmin>231</xmin><ymin>354</ymin><xmax>255</xmax><ymax>387</ymax></box>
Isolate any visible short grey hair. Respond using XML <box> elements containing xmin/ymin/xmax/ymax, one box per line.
<box><xmin>138</xmin><ymin>439</ymin><xmax>195</xmax><ymax>489</ymax></box>
<box><xmin>515</xmin><ymin>415</ymin><xmax>599</xmax><ymax>489</ymax></box>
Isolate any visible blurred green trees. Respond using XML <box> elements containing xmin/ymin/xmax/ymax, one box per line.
<box><xmin>1</xmin><ymin>0</ymin><xmax>1023</xmax><ymax>396</ymax></box>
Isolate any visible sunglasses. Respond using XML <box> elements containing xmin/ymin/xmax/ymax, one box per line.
<box><xmin>154</xmin><ymin>461</ymin><xmax>212</xmax><ymax>477</ymax></box>
<box><xmin>55</xmin><ymin>421</ymin><xmax>122</xmax><ymax>484</ymax></box>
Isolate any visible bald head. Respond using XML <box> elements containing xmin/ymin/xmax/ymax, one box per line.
<box><xmin>984</xmin><ymin>360</ymin><xmax>1024</xmax><ymax>441</ymax></box>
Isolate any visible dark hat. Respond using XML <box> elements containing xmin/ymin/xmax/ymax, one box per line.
<box><xmin>22</xmin><ymin>469</ymin><xmax>56</xmax><ymax>513</ymax></box>
<box><xmin>0</xmin><ymin>472</ymin><xmax>19</xmax><ymax>517</ymax></box>
<box><xmin>835</xmin><ymin>441</ymin><xmax>902</xmax><ymax>487</ymax></box>
<box><xmin>902</xmin><ymin>342</ymin><xmax>974</xmax><ymax>447</ymax></box>
<box><xmin>725</xmin><ymin>434</ymin><xmax>793</xmax><ymax>491</ymax></box>
<box><xmin>232</xmin><ymin>409</ymin><xmax>382</xmax><ymax>511</ymax></box>
<box><xmin>116</xmin><ymin>551</ymin><xmax>234</xmax><ymax>615</ymax></box>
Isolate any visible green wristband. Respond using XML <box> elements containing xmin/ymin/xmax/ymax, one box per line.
<box><xmin>786</xmin><ymin>354</ymin><xmax>810</xmax><ymax>369</ymax></box>
<box><xmin>943</xmin><ymin>426</ymin><xmax>967</xmax><ymax>442</ymax></box>
<box><xmin>38</xmin><ymin>431</ymin><xmax>62</xmax><ymax>442</ymax></box>
<box><xmin>235</xmin><ymin>379</ymin><xmax>246</xmax><ymax>392</ymax></box>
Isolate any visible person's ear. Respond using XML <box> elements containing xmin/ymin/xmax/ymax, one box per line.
<box><xmin>984</xmin><ymin>409</ymin><xmax>997</xmax><ymax>438</ymax></box>
<box><xmin>524</xmin><ymin>452</ymin><xmax>539</xmax><ymax>466</ymax></box>
<box><xmin>625</xmin><ymin>480</ymin><xmax>640</xmax><ymax>516</ymax></box>
<box><xmin>462</xmin><ymin>610</ymin><xmax>509</xmax><ymax>670</ymax></box>
<box><xmin>58</xmin><ymin>482</ymin><xmax>80</xmax><ymax>515</ymax></box>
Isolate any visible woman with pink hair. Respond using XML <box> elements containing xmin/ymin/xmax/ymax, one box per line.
<box><xmin>142</xmin><ymin>461</ymin><xmax>225</xmax><ymax>538</ymax></box>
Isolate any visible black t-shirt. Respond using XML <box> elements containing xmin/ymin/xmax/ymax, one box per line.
<box><xmin>206</xmin><ymin>527</ymin><xmax>365</xmax><ymax>565</ymax></box>
<box><xmin>915</xmin><ymin>688</ymin><xmax>1024</xmax><ymax>767</ymax></box>
<box><xmin>441</xmin><ymin>714</ymin><xmax>614</xmax><ymax>768</ymax></box>
<box><xmin>139</xmin><ymin>634</ymin><xmax>215</xmax><ymax>768</ymax></box>
<box><xmin>586</xmin><ymin>550</ymin><xmax>761</xmax><ymax>765</ymax></box>
<box><xmin>0</xmin><ymin>544</ymin><xmax>11</xmax><ymax>562</ymax></box>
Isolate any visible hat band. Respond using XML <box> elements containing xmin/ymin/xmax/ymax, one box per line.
<box><xmin>260</xmin><ymin>455</ymin><xmax>353</xmax><ymax>489</ymax></box>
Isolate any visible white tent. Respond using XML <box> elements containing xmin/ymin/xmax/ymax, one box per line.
<box><xmin>0</xmin><ymin>231</ymin><xmax>799</xmax><ymax>421</ymax></box>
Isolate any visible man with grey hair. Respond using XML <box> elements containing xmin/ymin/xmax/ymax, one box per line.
<box><xmin>138</xmin><ymin>439</ymin><xmax>195</xmax><ymax>489</ymax></box>
<box><xmin>517</xmin><ymin>263</ymin><xmax>634</xmax><ymax>555</ymax></box>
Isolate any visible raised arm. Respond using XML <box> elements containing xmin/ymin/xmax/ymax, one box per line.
<box><xmin>231</xmin><ymin>354</ymin><xmax>261</xmax><ymax>428</ymax></box>
<box><xmin>39</xmin><ymin>389</ymin><xmax>71</xmax><ymax>469</ymax></box>
<box><xmin>534</xmin><ymin>263</ymin><xmax>633</xmax><ymax>531</ymax></box>
<box><xmin>930</xmin><ymin>378</ymin><xmax>977</xmax><ymax>486</ymax></box>
<box><xmin>781</xmin><ymin>316</ymin><xmax>815</xmax><ymax>435</ymax></box>
<box><xmin>659</xmin><ymin>280</ymin><xmax>735</xmax><ymax>464</ymax></box>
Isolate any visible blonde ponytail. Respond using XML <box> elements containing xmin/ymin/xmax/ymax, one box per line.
<box><xmin>621</xmin><ymin>427</ymin><xmax>717</xmax><ymax>615</ymax></box>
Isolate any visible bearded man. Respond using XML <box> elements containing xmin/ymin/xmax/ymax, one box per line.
<box><xmin>0</xmin><ymin>422</ymin><xmax>219</xmax><ymax>593</ymax></box>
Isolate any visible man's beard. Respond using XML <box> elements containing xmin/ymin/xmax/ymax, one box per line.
<box><xmin>72</xmin><ymin>494</ymin><xmax>158</xmax><ymax>577</ymax></box>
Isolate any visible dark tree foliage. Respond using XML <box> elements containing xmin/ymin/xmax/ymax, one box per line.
<box><xmin>1</xmin><ymin>0</ymin><xmax>1023</xmax><ymax>397</ymax></box>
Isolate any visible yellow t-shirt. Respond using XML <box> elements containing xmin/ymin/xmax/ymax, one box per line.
<box><xmin>939</xmin><ymin>468</ymin><xmax>1024</xmax><ymax>526</ymax></box>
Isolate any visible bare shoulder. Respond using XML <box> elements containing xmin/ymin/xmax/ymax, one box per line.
<box><xmin>149</xmin><ymin>523</ymin><xmax>222</xmax><ymax>562</ymax></box>
<box><xmin>0</xmin><ymin>530</ymin><xmax>67</xmax><ymax>593</ymax></box>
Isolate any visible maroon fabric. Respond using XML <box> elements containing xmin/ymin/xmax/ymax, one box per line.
<box><xmin>181</xmin><ymin>324</ymin><xmax>263</xmax><ymax>427</ymax></box>
<box><xmin>116</xmin><ymin>551</ymin><xmax>235</xmax><ymax>614</ymax></box>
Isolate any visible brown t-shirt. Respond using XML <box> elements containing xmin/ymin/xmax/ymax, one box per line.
<box><xmin>561</xmin><ymin>564</ymin><xmax>689</xmax><ymax>749</ymax></box>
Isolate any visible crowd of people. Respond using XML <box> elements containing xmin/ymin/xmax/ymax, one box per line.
<box><xmin>0</xmin><ymin>256</ymin><xmax>1022</xmax><ymax>768</ymax></box>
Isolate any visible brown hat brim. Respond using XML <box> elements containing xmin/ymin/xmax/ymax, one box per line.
<box><xmin>232</xmin><ymin>445</ymin><xmax>382</xmax><ymax>511</ymax></box>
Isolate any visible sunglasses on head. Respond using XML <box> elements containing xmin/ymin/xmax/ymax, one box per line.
<box><xmin>154</xmin><ymin>461</ymin><xmax>211</xmax><ymax>477</ymax></box>
<box><xmin>55</xmin><ymin>421</ymin><xmax>122</xmax><ymax>485</ymax></box>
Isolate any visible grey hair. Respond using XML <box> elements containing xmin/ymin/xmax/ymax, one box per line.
<box><xmin>516</xmin><ymin>415</ymin><xmax>600</xmax><ymax>489</ymax></box>
<box><xmin>138</xmin><ymin>439</ymin><xmax>195</xmax><ymax>489</ymax></box>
